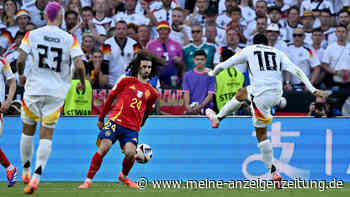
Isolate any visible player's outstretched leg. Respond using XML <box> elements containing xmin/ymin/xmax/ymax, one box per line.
<box><xmin>118</xmin><ymin>142</ymin><xmax>138</xmax><ymax>188</ymax></box>
<box><xmin>24</xmin><ymin>126</ymin><xmax>53</xmax><ymax>194</ymax></box>
<box><xmin>206</xmin><ymin>88</ymin><xmax>247</xmax><ymax>128</ymax></box>
<box><xmin>0</xmin><ymin>148</ymin><xmax>17</xmax><ymax>187</ymax></box>
<box><xmin>256</xmin><ymin>127</ymin><xmax>281</xmax><ymax>190</ymax></box>
<box><xmin>79</xmin><ymin>139</ymin><xmax>112</xmax><ymax>189</ymax></box>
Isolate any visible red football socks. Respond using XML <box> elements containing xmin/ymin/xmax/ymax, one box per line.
<box><xmin>0</xmin><ymin>148</ymin><xmax>10</xmax><ymax>168</ymax></box>
<box><xmin>122</xmin><ymin>157</ymin><xmax>135</xmax><ymax>176</ymax></box>
<box><xmin>87</xmin><ymin>152</ymin><xmax>103</xmax><ymax>179</ymax></box>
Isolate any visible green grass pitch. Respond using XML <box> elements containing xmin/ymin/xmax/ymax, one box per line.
<box><xmin>0</xmin><ymin>182</ymin><xmax>349</xmax><ymax>197</ymax></box>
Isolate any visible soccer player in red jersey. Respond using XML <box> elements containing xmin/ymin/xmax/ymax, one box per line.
<box><xmin>0</xmin><ymin>57</ymin><xmax>17</xmax><ymax>187</ymax></box>
<box><xmin>79</xmin><ymin>50</ymin><xmax>165</xmax><ymax>189</ymax></box>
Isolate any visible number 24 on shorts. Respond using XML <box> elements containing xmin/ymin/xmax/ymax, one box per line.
<box><xmin>103</xmin><ymin>121</ymin><xmax>116</xmax><ymax>132</ymax></box>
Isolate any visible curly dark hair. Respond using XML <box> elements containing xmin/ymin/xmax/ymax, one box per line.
<box><xmin>125</xmin><ymin>49</ymin><xmax>166</xmax><ymax>78</ymax></box>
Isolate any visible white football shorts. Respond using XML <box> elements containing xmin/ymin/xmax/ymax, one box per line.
<box><xmin>250</xmin><ymin>89</ymin><xmax>282</xmax><ymax>128</ymax></box>
<box><xmin>21</xmin><ymin>94</ymin><xmax>64</xmax><ymax>128</ymax></box>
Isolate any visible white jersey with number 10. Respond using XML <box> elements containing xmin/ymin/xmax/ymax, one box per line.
<box><xmin>217</xmin><ymin>44</ymin><xmax>316</xmax><ymax>96</ymax></box>
<box><xmin>20</xmin><ymin>25</ymin><xmax>84</xmax><ymax>99</ymax></box>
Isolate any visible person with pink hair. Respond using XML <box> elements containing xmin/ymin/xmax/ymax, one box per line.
<box><xmin>16</xmin><ymin>2</ymin><xmax>86</xmax><ymax>194</ymax></box>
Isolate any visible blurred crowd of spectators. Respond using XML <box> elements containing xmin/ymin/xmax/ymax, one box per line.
<box><xmin>1</xmin><ymin>0</ymin><xmax>350</xmax><ymax>116</ymax></box>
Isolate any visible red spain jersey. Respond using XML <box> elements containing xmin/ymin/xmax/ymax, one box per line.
<box><xmin>98</xmin><ymin>76</ymin><xmax>158</xmax><ymax>131</ymax></box>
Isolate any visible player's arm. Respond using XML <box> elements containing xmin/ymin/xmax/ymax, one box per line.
<box><xmin>209</xmin><ymin>48</ymin><xmax>247</xmax><ymax>76</ymax></box>
<box><xmin>141</xmin><ymin>93</ymin><xmax>158</xmax><ymax>127</ymax></box>
<box><xmin>16</xmin><ymin>48</ymin><xmax>28</xmax><ymax>86</ymax></box>
<box><xmin>70</xmin><ymin>34</ymin><xmax>86</xmax><ymax>90</ymax></box>
<box><xmin>98</xmin><ymin>79</ymin><xmax>125</xmax><ymax>123</ymax></box>
<box><xmin>73</xmin><ymin>56</ymin><xmax>86</xmax><ymax>90</ymax></box>
<box><xmin>282</xmin><ymin>54</ymin><xmax>321</xmax><ymax>94</ymax></box>
<box><xmin>98</xmin><ymin>89</ymin><xmax>117</xmax><ymax>122</ymax></box>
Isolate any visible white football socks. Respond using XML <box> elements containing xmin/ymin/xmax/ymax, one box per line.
<box><xmin>33</xmin><ymin>139</ymin><xmax>52</xmax><ymax>183</ymax></box>
<box><xmin>20</xmin><ymin>134</ymin><xmax>34</xmax><ymax>175</ymax></box>
<box><xmin>258</xmin><ymin>139</ymin><xmax>273</xmax><ymax>170</ymax></box>
<box><xmin>217</xmin><ymin>97</ymin><xmax>243</xmax><ymax>119</ymax></box>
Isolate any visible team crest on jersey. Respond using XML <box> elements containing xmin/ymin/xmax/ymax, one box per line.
<box><xmin>137</xmin><ymin>90</ymin><xmax>143</xmax><ymax>98</ymax></box>
<box><xmin>145</xmin><ymin>90</ymin><xmax>151</xmax><ymax>99</ymax></box>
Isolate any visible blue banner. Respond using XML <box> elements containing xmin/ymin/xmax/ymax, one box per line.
<box><xmin>0</xmin><ymin>117</ymin><xmax>349</xmax><ymax>182</ymax></box>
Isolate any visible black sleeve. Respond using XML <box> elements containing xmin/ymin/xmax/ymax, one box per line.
<box><xmin>84</xmin><ymin>61</ymin><xmax>94</xmax><ymax>75</ymax></box>
<box><xmin>101</xmin><ymin>60</ymin><xmax>109</xmax><ymax>75</ymax></box>
<box><xmin>10</xmin><ymin>60</ymin><xmax>17</xmax><ymax>73</ymax></box>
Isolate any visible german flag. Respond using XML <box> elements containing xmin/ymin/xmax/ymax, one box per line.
<box><xmin>70</xmin><ymin>34</ymin><xmax>80</xmax><ymax>50</ymax></box>
<box><xmin>1</xmin><ymin>29</ymin><xmax>13</xmax><ymax>44</ymax></box>
<box><xmin>21</xmin><ymin>31</ymin><xmax>30</xmax><ymax>45</ymax></box>
<box><xmin>133</xmin><ymin>43</ymin><xmax>141</xmax><ymax>53</ymax></box>
<box><xmin>90</xmin><ymin>69</ymin><xmax>97</xmax><ymax>82</ymax></box>
<box><xmin>0</xmin><ymin>58</ymin><xmax>10</xmax><ymax>71</ymax></box>
<box><xmin>307</xmin><ymin>48</ymin><xmax>314</xmax><ymax>58</ymax></box>
<box><xmin>101</xmin><ymin>44</ymin><xmax>111</xmax><ymax>55</ymax></box>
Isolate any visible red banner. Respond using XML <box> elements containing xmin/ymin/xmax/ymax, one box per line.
<box><xmin>91</xmin><ymin>89</ymin><xmax>186</xmax><ymax>115</ymax></box>
<box><xmin>158</xmin><ymin>89</ymin><xmax>186</xmax><ymax>115</ymax></box>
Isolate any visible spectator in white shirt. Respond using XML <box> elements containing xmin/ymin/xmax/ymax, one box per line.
<box><xmin>245</xmin><ymin>0</ymin><xmax>268</xmax><ymax>40</ymax></box>
<box><xmin>186</xmin><ymin>0</ymin><xmax>209</xmax><ymax>27</ymax></box>
<box><xmin>79</xmin><ymin>6</ymin><xmax>106</xmax><ymax>44</ymax></box>
<box><xmin>247</xmin><ymin>16</ymin><xmax>267</xmax><ymax>44</ymax></box>
<box><xmin>311</xmin><ymin>28</ymin><xmax>325</xmax><ymax>85</ymax></box>
<box><xmin>281</xmin><ymin>6</ymin><xmax>300</xmax><ymax>43</ymax></box>
<box><xmin>114</xmin><ymin>0</ymin><xmax>156</xmax><ymax>26</ymax></box>
<box><xmin>321</xmin><ymin>25</ymin><xmax>350</xmax><ymax>86</ymax></box>
<box><xmin>285</xmin><ymin>28</ymin><xmax>321</xmax><ymax>91</ymax></box>
<box><xmin>93</xmin><ymin>0</ymin><xmax>115</xmax><ymax>32</ymax></box>
<box><xmin>170</xmin><ymin>7</ymin><xmax>190</xmax><ymax>46</ymax></box>
<box><xmin>319</xmin><ymin>9</ymin><xmax>336</xmax><ymax>47</ymax></box>
<box><xmin>218</xmin><ymin>0</ymin><xmax>238</xmax><ymax>15</ymax></box>
<box><xmin>301</xmin><ymin>10</ymin><xmax>315</xmax><ymax>46</ymax></box>
<box><xmin>239</xmin><ymin>0</ymin><xmax>256</xmax><ymax>25</ymax></box>
<box><xmin>21</xmin><ymin>0</ymin><xmax>48</xmax><ymax>27</ymax></box>
<box><xmin>154</xmin><ymin>0</ymin><xmax>175</xmax><ymax>24</ymax></box>
<box><xmin>321</xmin><ymin>25</ymin><xmax>350</xmax><ymax>112</ymax></box>
<box><xmin>266</xmin><ymin>23</ymin><xmax>288</xmax><ymax>53</ymax></box>
<box><xmin>338</xmin><ymin>8</ymin><xmax>350</xmax><ymax>27</ymax></box>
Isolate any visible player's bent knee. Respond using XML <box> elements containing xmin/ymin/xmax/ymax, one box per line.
<box><xmin>98</xmin><ymin>139</ymin><xmax>112</xmax><ymax>156</ymax></box>
<box><xmin>124</xmin><ymin>143</ymin><xmax>137</xmax><ymax>159</ymax></box>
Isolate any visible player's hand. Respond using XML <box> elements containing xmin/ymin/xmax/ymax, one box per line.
<box><xmin>97</xmin><ymin>120</ymin><xmax>104</xmax><ymax>130</ymax></box>
<box><xmin>284</xmin><ymin>83</ymin><xmax>293</xmax><ymax>92</ymax></box>
<box><xmin>76</xmin><ymin>81</ymin><xmax>86</xmax><ymax>92</ymax></box>
<box><xmin>313</xmin><ymin>90</ymin><xmax>328</xmax><ymax>98</ymax></box>
<box><xmin>0</xmin><ymin>100</ymin><xmax>10</xmax><ymax>113</ymax></box>
<box><xmin>207</xmin><ymin>69</ymin><xmax>216</xmax><ymax>77</ymax></box>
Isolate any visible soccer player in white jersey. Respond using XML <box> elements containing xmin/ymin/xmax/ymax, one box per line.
<box><xmin>206</xmin><ymin>34</ymin><xmax>326</xmax><ymax>188</ymax></box>
<box><xmin>16</xmin><ymin>2</ymin><xmax>86</xmax><ymax>194</ymax></box>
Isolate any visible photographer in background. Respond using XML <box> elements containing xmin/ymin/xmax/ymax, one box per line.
<box><xmin>308</xmin><ymin>96</ymin><xmax>335</xmax><ymax>118</ymax></box>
